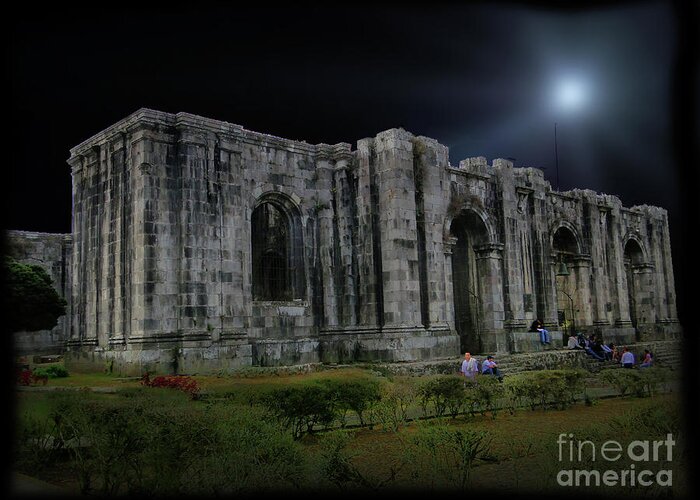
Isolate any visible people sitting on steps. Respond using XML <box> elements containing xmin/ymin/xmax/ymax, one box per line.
<box><xmin>639</xmin><ymin>349</ymin><xmax>654</xmax><ymax>368</ymax></box>
<box><xmin>529</xmin><ymin>318</ymin><xmax>551</xmax><ymax>345</ymax></box>
<box><xmin>593</xmin><ymin>336</ymin><xmax>613</xmax><ymax>361</ymax></box>
<box><xmin>620</xmin><ymin>346</ymin><xmax>636</xmax><ymax>368</ymax></box>
<box><xmin>481</xmin><ymin>355</ymin><xmax>504</xmax><ymax>382</ymax></box>
<box><xmin>583</xmin><ymin>334</ymin><xmax>605</xmax><ymax>361</ymax></box>
<box><xmin>566</xmin><ymin>332</ymin><xmax>582</xmax><ymax>350</ymax></box>
<box><xmin>609</xmin><ymin>343</ymin><xmax>621</xmax><ymax>362</ymax></box>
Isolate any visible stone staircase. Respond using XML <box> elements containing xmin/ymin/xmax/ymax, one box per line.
<box><xmin>374</xmin><ymin>339</ymin><xmax>683</xmax><ymax>377</ymax></box>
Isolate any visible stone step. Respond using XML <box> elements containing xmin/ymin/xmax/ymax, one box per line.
<box><xmin>376</xmin><ymin>340</ymin><xmax>682</xmax><ymax>377</ymax></box>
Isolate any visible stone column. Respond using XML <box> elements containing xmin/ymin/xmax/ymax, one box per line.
<box><xmin>68</xmin><ymin>158</ymin><xmax>86</xmax><ymax>346</ymax></box>
<box><xmin>493</xmin><ymin>160</ymin><xmax>527</xmax><ymax>332</ymax></box>
<box><xmin>632</xmin><ymin>263</ymin><xmax>657</xmax><ymax>326</ymax></box>
<box><xmin>314</xmin><ymin>151</ymin><xmax>338</xmax><ymax>327</ymax></box>
<box><xmin>591</xmin><ymin>205</ymin><xmax>612</xmax><ymax>328</ymax></box>
<box><xmin>543</xmin><ymin>248</ymin><xmax>562</xmax><ymax>329</ymax></box>
<box><xmin>373</xmin><ymin>129</ymin><xmax>422</xmax><ymax>328</ymax></box>
<box><xmin>474</xmin><ymin>243</ymin><xmax>507</xmax><ymax>353</ymax></box>
<box><xmin>354</xmin><ymin>138</ymin><xmax>382</xmax><ymax>327</ymax></box>
<box><xmin>443</xmin><ymin>236</ymin><xmax>458</xmax><ymax>333</ymax></box>
<box><xmin>413</xmin><ymin>136</ymin><xmax>451</xmax><ymax>330</ymax></box>
<box><xmin>609</xmin><ymin>207</ymin><xmax>633</xmax><ymax>328</ymax></box>
<box><xmin>570</xmin><ymin>255</ymin><xmax>593</xmax><ymax>329</ymax></box>
<box><xmin>659</xmin><ymin>214</ymin><xmax>679</xmax><ymax>322</ymax></box>
<box><xmin>648</xmin><ymin>216</ymin><xmax>670</xmax><ymax>322</ymax></box>
<box><xmin>332</xmin><ymin>152</ymin><xmax>359</xmax><ymax>327</ymax></box>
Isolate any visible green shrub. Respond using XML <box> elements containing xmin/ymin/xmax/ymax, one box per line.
<box><xmin>607</xmin><ymin>402</ymin><xmax>682</xmax><ymax>441</ymax></box>
<box><xmin>600</xmin><ymin>366</ymin><xmax>673</xmax><ymax>398</ymax></box>
<box><xmin>638</xmin><ymin>367</ymin><xmax>673</xmax><ymax>396</ymax></box>
<box><xmin>22</xmin><ymin>390</ymin><xmax>305</xmax><ymax>495</ymax></box>
<box><xmin>14</xmin><ymin>413</ymin><xmax>65</xmax><ymax>472</ymax></box>
<box><xmin>32</xmin><ymin>365</ymin><xmax>69</xmax><ymax>379</ymax></box>
<box><xmin>599</xmin><ymin>369</ymin><xmax>642</xmax><ymax>397</ymax></box>
<box><xmin>417</xmin><ymin>375</ymin><xmax>466</xmax><ymax>418</ymax></box>
<box><xmin>406</xmin><ymin>422</ymin><xmax>492</xmax><ymax>490</ymax></box>
<box><xmin>503</xmin><ymin>369</ymin><xmax>585</xmax><ymax>410</ymax></box>
<box><xmin>320</xmin><ymin>378</ymin><xmax>382</xmax><ymax>427</ymax></box>
<box><xmin>371</xmin><ymin>380</ymin><xmax>417</xmax><ymax>432</ymax></box>
<box><xmin>189</xmin><ymin>404</ymin><xmax>306</xmax><ymax>494</ymax></box>
<box><xmin>471</xmin><ymin>376</ymin><xmax>505</xmax><ymax>417</ymax></box>
<box><xmin>259</xmin><ymin>382</ymin><xmax>337</xmax><ymax>439</ymax></box>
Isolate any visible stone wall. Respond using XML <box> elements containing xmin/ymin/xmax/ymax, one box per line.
<box><xmin>60</xmin><ymin>109</ymin><xmax>681</xmax><ymax>374</ymax></box>
<box><xmin>6</xmin><ymin>230</ymin><xmax>71</xmax><ymax>355</ymax></box>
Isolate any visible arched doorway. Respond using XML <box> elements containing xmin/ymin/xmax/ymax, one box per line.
<box><xmin>552</xmin><ymin>225</ymin><xmax>581</xmax><ymax>336</ymax></box>
<box><xmin>450</xmin><ymin>209</ymin><xmax>491</xmax><ymax>353</ymax></box>
<box><xmin>623</xmin><ymin>238</ymin><xmax>650</xmax><ymax>335</ymax></box>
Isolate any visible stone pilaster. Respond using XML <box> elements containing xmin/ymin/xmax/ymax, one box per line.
<box><xmin>373</xmin><ymin>129</ymin><xmax>422</xmax><ymax>328</ymax></box>
<box><xmin>474</xmin><ymin>243</ymin><xmax>507</xmax><ymax>352</ymax></box>
<box><xmin>571</xmin><ymin>255</ymin><xmax>593</xmax><ymax>328</ymax></box>
<box><xmin>314</xmin><ymin>149</ymin><xmax>338</xmax><ymax>327</ymax></box>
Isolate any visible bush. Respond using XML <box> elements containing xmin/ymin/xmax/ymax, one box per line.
<box><xmin>406</xmin><ymin>422</ymin><xmax>492</xmax><ymax>490</ymax></box>
<box><xmin>15</xmin><ymin>413</ymin><xmax>66</xmax><ymax>472</ymax></box>
<box><xmin>4</xmin><ymin>256</ymin><xmax>67</xmax><ymax>332</ymax></box>
<box><xmin>18</xmin><ymin>390</ymin><xmax>305</xmax><ymax>495</ymax></box>
<box><xmin>600</xmin><ymin>367</ymin><xmax>673</xmax><ymax>398</ymax></box>
<box><xmin>320</xmin><ymin>378</ymin><xmax>382</xmax><ymax>427</ymax></box>
<box><xmin>371</xmin><ymin>380</ymin><xmax>417</xmax><ymax>432</ymax></box>
<box><xmin>259</xmin><ymin>382</ymin><xmax>337</xmax><ymax>439</ymax></box>
<box><xmin>183</xmin><ymin>404</ymin><xmax>306</xmax><ymax>494</ymax></box>
<box><xmin>471</xmin><ymin>376</ymin><xmax>505</xmax><ymax>417</ymax></box>
<box><xmin>32</xmin><ymin>365</ymin><xmax>69</xmax><ymax>379</ymax></box>
<box><xmin>503</xmin><ymin>369</ymin><xmax>585</xmax><ymax>410</ymax></box>
<box><xmin>417</xmin><ymin>375</ymin><xmax>466</xmax><ymax>418</ymax></box>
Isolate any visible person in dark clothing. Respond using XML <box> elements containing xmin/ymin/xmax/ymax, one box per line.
<box><xmin>529</xmin><ymin>319</ymin><xmax>550</xmax><ymax>345</ymax></box>
<box><xmin>583</xmin><ymin>335</ymin><xmax>605</xmax><ymax>361</ymax></box>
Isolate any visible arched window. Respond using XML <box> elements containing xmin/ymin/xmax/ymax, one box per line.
<box><xmin>251</xmin><ymin>196</ymin><xmax>305</xmax><ymax>301</ymax></box>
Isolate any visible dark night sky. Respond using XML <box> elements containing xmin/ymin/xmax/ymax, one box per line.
<box><xmin>5</xmin><ymin>1</ymin><xmax>698</xmax><ymax>322</ymax></box>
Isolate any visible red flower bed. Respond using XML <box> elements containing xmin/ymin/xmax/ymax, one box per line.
<box><xmin>140</xmin><ymin>372</ymin><xmax>201</xmax><ymax>399</ymax></box>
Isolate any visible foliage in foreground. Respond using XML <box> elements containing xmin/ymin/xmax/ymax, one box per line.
<box><xmin>4</xmin><ymin>256</ymin><xmax>67</xmax><ymax>332</ymax></box>
<box><xmin>14</xmin><ymin>366</ymin><xmax>684</xmax><ymax>495</ymax></box>
<box><xmin>598</xmin><ymin>367</ymin><xmax>672</xmax><ymax>398</ymax></box>
<box><xmin>502</xmin><ymin>369</ymin><xmax>587</xmax><ymax>410</ymax></box>
<box><xmin>258</xmin><ymin>378</ymin><xmax>382</xmax><ymax>439</ymax></box>
<box><xmin>15</xmin><ymin>391</ymin><xmax>305</xmax><ymax>495</ymax></box>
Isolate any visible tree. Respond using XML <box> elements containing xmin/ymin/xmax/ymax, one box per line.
<box><xmin>3</xmin><ymin>257</ymin><xmax>67</xmax><ymax>332</ymax></box>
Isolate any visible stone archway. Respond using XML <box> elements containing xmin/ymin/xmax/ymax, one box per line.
<box><xmin>449</xmin><ymin>209</ymin><xmax>502</xmax><ymax>353</ymax></box>
<box><xmin>623</xmin><ymin>237</ymin><xmax>654</xmax><ymax>334</ymax></box>
<box><xmin>551</xmin><ymin>225</ymin><xmax>586</xmax><ymax>335</ymax></box>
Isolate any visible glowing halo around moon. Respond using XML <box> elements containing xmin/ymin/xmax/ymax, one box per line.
<box><xmin>552</xmin><ymin>76</ymin><xmax>589</xmax><ymax>114</ymax></box>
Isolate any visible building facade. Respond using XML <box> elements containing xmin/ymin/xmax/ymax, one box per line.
<box><xmin>17</xmin><ymin>108</ymin><xmax>681</xmax><ymax>374</ymax></box>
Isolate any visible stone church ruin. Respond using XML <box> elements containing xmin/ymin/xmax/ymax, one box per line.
<box><xmin>8</xmin><ymin>109</ymin><xmax>682</xmax><ymax>374</ymax></box>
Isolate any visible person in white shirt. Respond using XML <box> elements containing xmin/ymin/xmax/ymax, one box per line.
<box><xmin>566</xmin><ymin>333</ymin><xmax>582</xmax><ymax>349</ymax></box>
<box><xmin>620</xmin><ymin>346</ymin><xmax>635</xmax><ymax>368</ymax></box>
<box><xmin>461</xmin><ymin>352</ymin><xmax>479</xmax><ymax>382</ymax></box>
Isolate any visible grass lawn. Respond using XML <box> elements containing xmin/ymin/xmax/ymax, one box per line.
<box><xmin>14</xmin><ymin>362</ymin><xmax>688</xmax><ymax>496</ymax></box>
